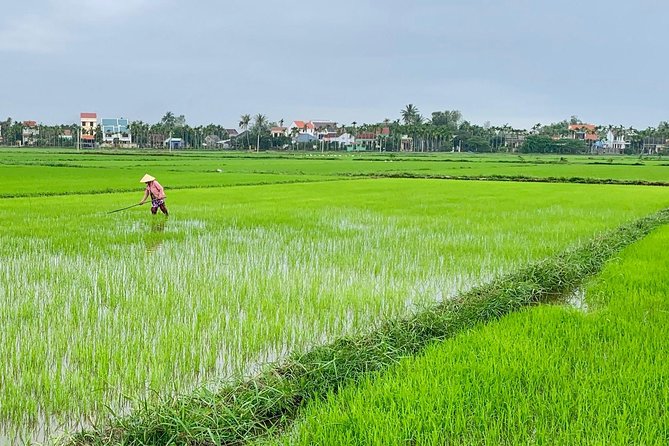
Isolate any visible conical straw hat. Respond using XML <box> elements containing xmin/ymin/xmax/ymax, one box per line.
<box><xmin>140</xmin><ymin>174</ymin><xmax>156</xmax><ymax>183</ymax></box>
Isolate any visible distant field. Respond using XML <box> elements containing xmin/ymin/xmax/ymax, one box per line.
<box><xmin>2</xmin><ymin>148</ymin><xmax>669</xmax><ymax>197</ymax></box>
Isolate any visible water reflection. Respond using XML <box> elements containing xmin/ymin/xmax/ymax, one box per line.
<box><xmin>145</xmin><ymin>218</ymin><xmax>166</xmax><ymax>253</ymax></box>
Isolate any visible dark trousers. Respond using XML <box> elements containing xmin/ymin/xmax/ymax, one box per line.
<box><xmin>151</xmin><ymin>204</ymin><xmax>169</xmax><ymax>215</ymax></box>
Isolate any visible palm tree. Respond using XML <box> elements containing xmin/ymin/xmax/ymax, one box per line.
<box><xmin>253</xmin><ymin>114</ymin><xmax>268</xmax><ymax>152</ymax></box>
<box><xmin>239</xmin><ymin>114</ymin><xmax>251</xmax><ymax>149</ymax></box>
<box><xmin>401</xmin><ymin>104</ymin><xmax>419</xmax><ymax>125</ymax></box>
<box><xmin>290</xmin><ymin>127</ymin><xmax>299</xmax><ymax>150</ymax></box>
<box><xmin>161</xmin><ymin>112</ymin><xmax>176</xmax><ymax>127</ymax></box>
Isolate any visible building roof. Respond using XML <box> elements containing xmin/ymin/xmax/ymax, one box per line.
<box><xmin>568</xmin><ymin>123</ymin><xmax>596</xmax><ymax>131</ymax></box>
<box><xmin>569</xmin><ymin>124</ymin><xmax>598</xmax><ymax>140</ymax></box>
<box><xmin>81</xmin><ymin>135</ymin><xmax>95</xmax><ymax>140</ymax></box>
<box><xmin>311</xmin><ymin>120</ymin><xmax>336</xmax><ymax>128</ymax></box>
<box><xmin>271</xmin><ymin>127</ymin><xmax>287</xmax><ymax>132</ymax></box>
<box><xmin>22</xmin><ymin>120</ymin><xmax>37</xmax><ymax>127</ymax></box>
<box><xmin>292</xmin><ymin>120</ymin><xmax>315</xmax><ymax>130</ymax></box>
<box><xmin>295</xmin><ymin>133</ymin><xmax>318</xmax><ymax>143</ymax></box>
<box><xmin>356</xmin><ymin>132</ymin><xmax>377</xmax><ymax>140</ymax></box>
<box><xmin>101</xmin><ymin>118</ymin><xmax>128</xmax><ymax>125</ymax></box>
<box><xmin>80</xmin><ymin>112</ymin><xmax>97</xmax><ymax>119</ymax></box>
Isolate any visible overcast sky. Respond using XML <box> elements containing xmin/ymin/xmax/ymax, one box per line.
<box><xmin>1</xmin><ymin>0</ymin><xmax>667</xmax><ymax>129</ymax></box>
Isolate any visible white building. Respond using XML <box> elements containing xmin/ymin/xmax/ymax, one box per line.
<box><xmin>101</xmin><ymin>117</ymin><xmax>132</xmax><ymax>147</ymax></box>
<box><xmin>287</xmin><ymin>120</ymin><xmax>338</xmax><ymax>139</ymax></box>
<box><xmin>288</xmin><ymin>120</ymin><xmax>315</xmax><ymax>135</ymax></box>
<box><xmin>605</xmin><ymin>129</ymin><xmax>627</xmax><ymax>154</ymax></box>
<box><xmin>329</xmin><ymin>132</ymin><xmax>355</xmax><ymax>146</ymax></box>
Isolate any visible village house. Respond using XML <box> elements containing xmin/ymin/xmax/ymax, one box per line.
<box><xmin>400</xmin><ymin>135</ymin><xmax>413</xmax><ymax>151</ymax></box>
<box><xmin>271</xmin><ymin>126</ymin><xmax>287</xmax><ymax>137</ymax></box>
<box><xmin>327</xmin><ymin>132</ymin><xmax>355</xmax><ymax>146</ymax></box>
<box><xmin>164</xmin><ymin>137</ymin><xmax>184</xmax><ymax>149</ymax></box>
<box><xmin>287</xmin><ymin>120</ymin><xmax>338</xmax><ymax>140</ymax></box>
<box><xmin>353</xmin><ymin>127</ymin><xmax>391</xmax><ymax>150</ymax></box>
<box><xmin>568</xmin><ymin>123</ymin><xmax>599</xmax><ymax>143</ymax></box>
<box><xmin>101</xmin><ymin>117</ymin><xmax>133</xmax><ymax>147</ymax></box>
<box><xmin>288</xmin><ymin>120</ymin><xmax>315</xmax><ymax>135</ymax></box>
<box><xmin>80</xmin><ymin>112</ymin><xmax>97</xmax><ymax>148</ymax></box>
<box><xmin>59</xmin><ymin>129</ymin><xmax>74</xmax><ymax>144</ymax></box>
<box><xmin>642</xmin><ymin>136</ymin><xmax>667</xmax><ymax>154</ymax></box>
<box><xmin>22</xmin><ymin>121</ymin><xmax>39</xmax><ymax>146</ymax></box>
<box><xmin>605</xmin><ymin>129</ymin><xmax>628</xmax><ymax>154</ymax></box>
<box><xmin>503</xmin><ymin>132</ymin><xmax>526</xmax><ymax>151</ymax></box>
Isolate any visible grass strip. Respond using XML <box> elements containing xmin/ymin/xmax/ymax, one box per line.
<box><xmin>0</xmin><ymin>178</ymin><xmax>345</xmax><ymax>199</ymax></box>
<box><xmin>66</xmin><ymin>208</ymin><xmax>669</xmax><ymax>446</ymax></box>
<box><xmin>360</xmin><ymin>172</ymin><xmax>669</xmax><ymax>186</ymax></box>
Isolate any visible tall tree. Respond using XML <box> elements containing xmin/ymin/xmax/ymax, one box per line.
<box><xmin>430</xmin><ymin>110</ymin><xmax>462</xmax><ymax>129</ymax></box>
<box><xmin>161</xmin><ymin>112</ymin><xmax>176</xmax><ymax>128</ymax></box>
<box><xmin>239</xmin><ymin>114</ymin><xmax>251</xmax><ymax>149</ymax></box>
<box><xmin>252</xmin><ymin>114</ymin><xmax>268</xmax><ymax>152</ymax></box>
<box><xmin>401</xmin><ymin>104</ymin><xmax>420</xmax><ymax>125</ymax></box>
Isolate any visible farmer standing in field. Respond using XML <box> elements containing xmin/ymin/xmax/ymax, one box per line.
<box><xmin>139</xmin><ymin>174</ymin><xmax>169</xmax><ymax>216</ymax></box>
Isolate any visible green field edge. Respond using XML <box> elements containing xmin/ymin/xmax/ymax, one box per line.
<box><xmin>65</xmin><ymin>208</ymin><xmax>669</xmax><ymax>446</ymax></box>
<box><xmin>4</xmin><ymin>171</ymin><xmax>669</xmax><ymax>200</ymax></box>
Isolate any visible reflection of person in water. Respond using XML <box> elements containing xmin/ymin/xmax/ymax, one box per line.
<box><xmin>151</xmin><ymin>219</ymin><xmax>166</xmax><ymax>233</ymax></box>
<box><xmin>139</xmin><ymin>174</ymin><xmax>169</xmax><ymax>216</ymax></box>
<box><xmin>145</xmin><ymin>219</ymin><xmax>166</xmax><ymax>253</ymax></box>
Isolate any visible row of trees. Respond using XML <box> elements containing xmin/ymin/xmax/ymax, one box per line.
<box><xmin>106</xmin><ymin>112</ymin><xmax>289</xmax><ymax>150</ymax></box>
<box><xmin>361</xmin><ymin>106</ymin><xmax>669</xmax><ymax>154</ymax></box>
<box><xmin>0</xmin><ymin>118</ymin><xmax>81</xmax><ymax>147</ymax></box>
<box><xmin>2</xmin><ymin>109</ymin><xmax>669</xmax><ymax>154</ymax></box>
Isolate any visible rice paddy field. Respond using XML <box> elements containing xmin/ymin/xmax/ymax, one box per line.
<box><xmin>265</xmin><ymin>225</ymin><xmax>669</xmax><ymax>445</ymax></box>
<box><xmin>1</xmin><ymin>148</ymin><xmax>668</xmax><ymax>444</ymax></box>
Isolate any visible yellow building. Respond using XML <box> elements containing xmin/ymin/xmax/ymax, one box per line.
<box><xmin>80</xmin><ymin>112</ymin><xmax>97</xmax><ymax>148</ymax></box>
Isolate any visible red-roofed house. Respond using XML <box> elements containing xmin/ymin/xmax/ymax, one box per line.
<box><xmin>22</xmin><ymin>121</ymin><xmax>39</xmax><ymax>146</ymax></box>
<box><xmin>568</xmin><ymin>123</ymin><xmax>599</xmax><ymax>142</ymax></box>
<box><xmin>80</xmin><ymin>112</ymin><xmax>98</xmax><ymax>148</ymax></box>
<box><xmin>287</xmin><ymin>120</ymin><xmax>341</xmax><ymax>144</ymax></box>
<box><xmin>288</xmin><ymin>120</ymin><xmax>316</xmax><ymax>135</ymax></box>
<box><xmin>354</xmin><ymin>127</ymin><xmax>392</xmax><ymax>150</ymax></box>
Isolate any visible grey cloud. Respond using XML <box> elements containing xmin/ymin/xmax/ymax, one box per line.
<box><xmin>1</xmin><ymin>0</ymin><xmax>667</xmax><ymax>129</ymax></box>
